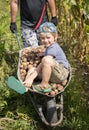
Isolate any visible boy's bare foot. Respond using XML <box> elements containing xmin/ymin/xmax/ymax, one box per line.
<box><xmin>23</xmin><ymin>78</ymin><xmax>33</xmax><ymax>88</ymax></box>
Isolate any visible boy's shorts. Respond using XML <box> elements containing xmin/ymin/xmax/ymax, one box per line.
<box><xmin>50</xmin><ymin>59</ymin><xmax>69</xmax><ymax>84</ymax></box>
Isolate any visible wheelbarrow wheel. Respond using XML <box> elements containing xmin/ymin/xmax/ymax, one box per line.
<box><xmin>46</xmin><ymin>97</ymin><xmax>58</xmax><ymax>123</ymax></box>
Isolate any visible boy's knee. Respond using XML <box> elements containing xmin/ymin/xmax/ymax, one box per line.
<box><xmin>42</xmin><ymin>56</ymin><xmax>53</xmax><ymax>65</ymax></box>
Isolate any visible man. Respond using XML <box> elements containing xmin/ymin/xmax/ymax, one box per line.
<box><xmin>10</xmin><ymin>0</ymin><xmax>58</xmax><ymax>47</ymax></box>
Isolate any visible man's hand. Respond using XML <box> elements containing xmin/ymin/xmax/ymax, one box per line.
<box><xmin>51</xmin><ymin>16</ymin><xmax>58</xmax><ymax>26</ymax></box>
<box><xmin>10</xmin><ymin>22</ymin><xmax>17</xmax><ymax>33</ymax></box>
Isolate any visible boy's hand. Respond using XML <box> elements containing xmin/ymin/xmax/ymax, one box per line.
<box><xmin>10</xmin><ymin>22</ymin><xmax>17</xmax><ymax>33</ymax></box>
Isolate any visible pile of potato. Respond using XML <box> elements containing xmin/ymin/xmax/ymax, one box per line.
<box><xmin>19</xmin><ymin>45</ymin><xmax>65</xmax><ymax>96</ymax></box>
<box><xmin>44</xmin><ymin>83</ymin><xmax>63</xmax><ymax>96</ymax></box>
<box><xmin>19</xmin><ymin>45</ymin><xmax>45</xmax><ymax>81</ymax></box>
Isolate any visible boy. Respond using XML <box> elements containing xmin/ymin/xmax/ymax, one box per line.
<box><xmin>23</xmin><ymin>22</ymin><xmax>70</xmax><ymax>92</ymax></box>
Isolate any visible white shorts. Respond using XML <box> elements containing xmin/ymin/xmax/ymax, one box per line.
<box><xmin>21</xmin><ymin>27</ymin><xmax>38</xmax><ymax>47</ymax></box>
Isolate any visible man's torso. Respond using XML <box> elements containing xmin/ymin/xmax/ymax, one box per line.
<box><xmin>20</xmin><ymin>0</ymin><xmax>48</xmax><ymax>29</ymax></box>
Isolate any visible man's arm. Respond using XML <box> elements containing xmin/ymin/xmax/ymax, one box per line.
<box><xmin>10</xmin><ymin>0</ymin><xmax>19</xmax><ymax>33</ymax></box>
<box><xmin>10</xmin><ymin>0</ymin><xmax>18</xmax><ymax>23</ymax></box>
<box><xmin>47</xmin><ymin>0</ymin><xmax>57</xmax><ymax>17</ymax></box>
<box><xmin>47</xmin><ymin>0</ymin><xmax>58</xmax><ymax>25</ymax></box>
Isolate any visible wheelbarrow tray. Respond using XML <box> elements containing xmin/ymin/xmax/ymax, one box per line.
<box><xmin>17</xmin><ymin>46</ymin><xmax>71</xmax><ymax>97</ymax></box>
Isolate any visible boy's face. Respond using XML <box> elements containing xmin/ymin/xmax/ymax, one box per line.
<box><xmin>39</xmin><ymin>33</ymin><xmax>55</xmax><ymax>47</ymax></box>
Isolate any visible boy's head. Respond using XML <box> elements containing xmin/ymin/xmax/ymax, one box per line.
<box><xmin>37</xmin><ymin>22</ymin><xmax>58</xmax><ymax>42</ymax></box>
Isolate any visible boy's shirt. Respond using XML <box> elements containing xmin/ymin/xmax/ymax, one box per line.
<box><xmin>44</xmin><ymin>43</ymin><xmax>69</xmax><ymax>69</ymax></box>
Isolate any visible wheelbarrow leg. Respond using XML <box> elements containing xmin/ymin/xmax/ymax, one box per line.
<box><xmin>46</xmin><ymin>97</ymin><xmax>58</xmax><ymax>123</ymax></box>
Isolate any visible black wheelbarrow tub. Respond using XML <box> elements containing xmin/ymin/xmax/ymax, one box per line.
<box><xmin>17</xmin><ymin>47</ymin><xmax>72</xmax><ymax>97</ymax></box>
<box><xmin>17</xmin><ymin>47</ymin><xmax>72</xmax><ymax>127</ymax></box>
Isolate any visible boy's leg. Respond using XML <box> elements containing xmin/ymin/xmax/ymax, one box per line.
<box><xmin>23</xmin><ymin>70</ymin><xmax>38</xmax><ymax>88</ymax></box>
<box><xmin>38</xmin><ymin>56</ymin><xmax>54</xmax><ymax>88</ymax></box>
<box><xmin>33</xmin><ymin>56</ymin><xmax>53</xmax><ymax>92</ymax></box>
<box><xmin>23</xmin><ymin>63</ymin><xmax>42</xmax><ymax>88</ymax></box>
<box><xmin>25</xmin><ymin>67</ymin><xmax>36</xmax><ymax>80</ymax></box>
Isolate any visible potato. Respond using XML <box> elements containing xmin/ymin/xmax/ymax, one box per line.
<box><xmin>21</xmin><ymin>62</ymin><xmax>27</xmax><ymax>67</ymax></box>
<box><xmin>54</xmin><ymin>89</ymin><xmax>58</xmax><ymax>94</ymax></box>
<box><xmin>34</xmin><ymin>60</ymin><xmax>39</xmax><ymax>64</ymax></box>
<box><xmin>62</xmin><ymin>79</ymin><xmax>67</xmax><ymax>86</ymax></box>
<box><xmin>50</xmin><ymin>91</ymin><xmax>55</xmax><ymax>96</ymax></box>
<box><xmin>19</xmin><ymin>45</ymin><xmax>46</xmax><ymax>82</ymax></box>
<box><xmin>20</xmin><ymin>64</ymin><xmax>24</xmax><ymax>69</ymax></box>
<box><xmin>20</xmin><ymin>69</ymin><xmax>26</xmax><ymax>74</ymax></box>
<box><xmin>33</xmin><ymin>63</ymin><xmax>37</xmax><ymax>67</ymax></box>
<box><xmin>45</xmin><ymin>92</ymin><xmax>49</xmax><ymax>96</ymax></box>
<box><xmin>57</xmin><ymin>84</ymin><xmax>63</xmax><ymax>91</ymax></box>
<box><xmin>51</xmin><ymin>83</ymin><xmax>57</xmax><ymax>90</ymax></box>
<box><xmin>27</xmin><ymin>64</ymin><xmax>33</xmax><ymax>69</ymax></box>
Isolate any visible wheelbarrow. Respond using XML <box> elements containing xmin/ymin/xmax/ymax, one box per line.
<box><xmin>6</xmin><ymin>32</ymin><xmax>72</xmax><ymax>127</ymax></box>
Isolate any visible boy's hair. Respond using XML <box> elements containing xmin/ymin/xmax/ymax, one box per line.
<box><xmin>37</xmin><ymin>22</ymin><xmax>58</xmax><ymax>41</ymax></box>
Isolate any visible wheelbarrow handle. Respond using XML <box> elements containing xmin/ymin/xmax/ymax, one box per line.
<box><xmin>14</xmin><ymin>31</ymin><xmax>22</xmax><ymax>50</ymax></box>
